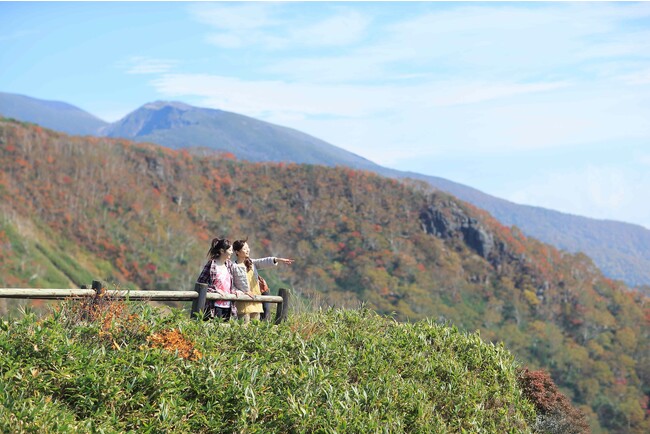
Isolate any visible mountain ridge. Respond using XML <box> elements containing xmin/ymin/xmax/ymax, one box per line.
<box><xmin>1</xmin><ymin>90</ymin><xmax>649</xmax><ymax>286</ymax></box>
<box><xmin>101</xmin><ymin>100</ymin><xmax>380</xmax><ymax>170</ymax></box>
<box><xmin>0</xmin><ymin>91</ymin><xmax>108</xmax><ymax>135</ymax></box>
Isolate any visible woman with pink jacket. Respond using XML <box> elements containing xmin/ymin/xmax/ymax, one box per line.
<box><xmin>196</xmin><ymin>238</ymin><xmax>236</xmax><ymax>321</ymax></box>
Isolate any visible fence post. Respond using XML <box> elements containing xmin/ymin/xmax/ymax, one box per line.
<box><xmin>82</xmin><ymin>280</ymin><xmax>105</xmax><ymax>320</ymax></box>
<box><xmin>274</xmin><ymin>288</ymin><xmax>290</xmax><ymax>324</ymax></box>
<box><xmin>91</xmin><ymin>280</ymin><xmax>104</xmax><ymax>296</ymax></box>
<box><xmin>191</xmin><ymin>282</ymin><xmax>208</xmax><ymax>320</ymax></box>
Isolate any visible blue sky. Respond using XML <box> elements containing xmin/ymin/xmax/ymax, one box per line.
<box><xmin>2</xmin><ymin>1</ymin><xmax>650</xmax><ymax>229</ymax></box>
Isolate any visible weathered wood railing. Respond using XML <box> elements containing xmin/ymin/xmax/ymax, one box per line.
<box><xmin>0</xmin><ymin>280</ymin><xmax>290</xmax><ymax>324</ymax></box>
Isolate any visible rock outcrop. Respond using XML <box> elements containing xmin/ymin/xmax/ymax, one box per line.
<box><xmin>420</xmin><ymin>199</ymin><xmax>494</xmax><ymax>259</ymax></box>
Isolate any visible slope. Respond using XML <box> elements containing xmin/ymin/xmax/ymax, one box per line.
<box><xmin>2</xmin><ymin>92</ymin><xmax>648</xmax><ymax>287</ymax></box>
<box><xmin>0</xmin><ymin>118</ymin><xmax>647</xmax><ymax>432</ymax></box>
<box><xmin>100</xmin><ymin>99</ymin><xmax>650</xmax><ymax>287</ymax></box>
<box><xmin>1</xmin><ymin>307</ymin><xmax>545</xmax><ymax>432</ymax></box>
<box><xmin>383</xmin><ymin>168</ymin><xmax>650</xmax><ymax>287</ymax></box>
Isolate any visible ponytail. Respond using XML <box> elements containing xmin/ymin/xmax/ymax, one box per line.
<box><xmin>207</xmin><ymin>238</ymin><xmax>231</xmax><ymax>260</ymax></box>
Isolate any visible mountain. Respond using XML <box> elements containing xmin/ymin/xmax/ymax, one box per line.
<box><xmin>1</xmin><ymin>118</ymin><xmax>647</xmax><ymax>432</ymax></box>
<box><xmin>97</xmin><ymin>99</ymin><xmax>650</xmax><ymax>287</ymax></box>
<box><xmin>0</xmin><ymin>91</ymin><xmax>108</xmax><ymax>135</ymax></box>
<box><xmin>386</xmin><ymin>169</ymin><xmax>650</xmax><ymax>287</ymax></box>
<box><xmin>1</xmin><ymin>91</ymin><xmax>649</xmax><ymax>287</ymax></box>
<box><xmin>101</xmin><ymin>101</ymin><xmax>379</xmax><ymax>170</ymax></box>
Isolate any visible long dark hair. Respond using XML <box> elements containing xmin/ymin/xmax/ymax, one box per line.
<box><xmin>233</xmin><ymin>238</ymin><xmax>253</xmax><ymax>271</ymax></box>
<box><xmin>207</xmin><ymin>237</ymin><xmax>231</xmax><ymax>260</ymax></box>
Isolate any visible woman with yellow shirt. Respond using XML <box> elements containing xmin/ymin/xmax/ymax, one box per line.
<box><xmin>232</xmin><ymin>238</ymin><xmax>294</xmax><ymax>323</ymax></box>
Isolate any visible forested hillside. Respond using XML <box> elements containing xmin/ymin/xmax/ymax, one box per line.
<box><xmin>0</xmin><ymin>118</ymin><xmax>647</xmax><ymax>433</ymax></box>
<box><xmin>3</xmin><ymin>91</ymin><xmax>650</xmax><ymax>288</ymax></box>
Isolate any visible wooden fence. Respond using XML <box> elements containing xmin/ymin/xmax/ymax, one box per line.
<box><xmin>0</xmin><ymin>280</ymin><xmax>290</xmax><ymax>324</ymax></box>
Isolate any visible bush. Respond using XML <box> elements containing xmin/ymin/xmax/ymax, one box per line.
<box><xmin>517</xmin><ymin>368</ymin><xmax>590</xmax><ymax>434</ymax></box>
<box><xmin>0</xmin><ymin>303</ymin><xmax>538</xmax><ymax>433</ymax></box>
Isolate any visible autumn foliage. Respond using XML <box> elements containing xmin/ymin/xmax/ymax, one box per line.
<box><xmin>0</xmin><ymin>117</ymin><xmax>648</xmax><ymax>432</ymax></box>
<box><xmin>518</xmin><ymin>368</ymin><xmax>590</xmax><ymax>433</ymax></box>
<box><xmin>147</xmin><ymin>329</ymin><xmax>202</xmax><ymax>361</ymax></box>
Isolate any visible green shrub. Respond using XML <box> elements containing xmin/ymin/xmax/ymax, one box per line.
<box><xmin>0</xmin><ymin>302</ymin><xmax>540</xmax><ymax>433</ymax></box>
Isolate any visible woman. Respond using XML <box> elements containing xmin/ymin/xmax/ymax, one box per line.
<box><xmin>196</xmin><ymin>238</ymin><xmax>236</xmax><ymax>321</ymax></box>
<box><xmin>232</xmin><ymin>238</ymin><xmax>294</xmax><ymax>323</ymax></box>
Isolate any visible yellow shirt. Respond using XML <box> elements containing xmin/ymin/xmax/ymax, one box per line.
<box><xmin>235</xmin><ymin>267</ymin><xmax>264</xmax><ymax>314</ymax></box>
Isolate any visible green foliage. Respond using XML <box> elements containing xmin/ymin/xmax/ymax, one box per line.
<box><xmin>0</xmin><ymin>303</ymin><xmax>538</xmax><ymax>433</ymax></box>
<box><xmin>34</xmin><ymin>242</ymin><xmax>95</xmax><ymax>287</ymax></box>
<box><xmin>0</xmin><ymin>219</ymin><xmax>69</xmax><ymax>289</ymax></box>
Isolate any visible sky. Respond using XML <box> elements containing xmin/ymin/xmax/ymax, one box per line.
<box><xmin>1</xmin><ymin>1</ymin><xmax>650</xmax><ymax>229</ymax></box>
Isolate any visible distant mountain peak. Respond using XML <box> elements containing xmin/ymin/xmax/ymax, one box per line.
<box><xmin>142</xmin><ymin>101</ymin><xmax>194</xmax><ymax>111</ymax></box>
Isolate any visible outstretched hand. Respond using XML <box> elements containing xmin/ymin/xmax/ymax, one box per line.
<box><xmin>277</xmin><ymin>258</ymin><xmax>295</xmax><ymax>265</ymax></box>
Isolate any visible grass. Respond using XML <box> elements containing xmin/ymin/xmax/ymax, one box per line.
<box><xmin>35</xmin><ymin>242</ymin><xmax>95</xmax><ymax>288</ymax></box>
<box><xmin>0</xmin><ymin>299</ymin><xmax>538</xmax><ymax>433</ymax></box>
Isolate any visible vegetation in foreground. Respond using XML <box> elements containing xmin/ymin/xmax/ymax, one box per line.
<box><xmin>0</xmin><ymin>297</ymin><xmax>589</xmax><ymax>433</ymax></box>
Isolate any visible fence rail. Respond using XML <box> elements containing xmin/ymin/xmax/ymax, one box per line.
<box><xmin>0</xmin><ymin>288</ymin><xmax>284</xmax><ymax>302</ymax></box>
<box><xmin>0</xmin><ymin>280</ymin><xmax>290</xmax><ymax>323</ymax></box>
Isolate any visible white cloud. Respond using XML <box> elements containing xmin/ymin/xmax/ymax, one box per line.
<box><xmin>191</xmin><ymin>3</ymin><xmax>369</xmax><ymax>50</ymax></box>
<box><xmin>287</xmin><ymin>10</ymin><xmax>370</xmax><ymax>47</ymax></box>
<box><xmin>189</xmin><ymin>3</ymin><xmax>278</xmax><ymax>31</ymax></box>
<box><xmin>424</xmin><ymin>81</ymin><xmax>570</xmax><ymax>107</ymax></box>
<box><xmin>119</xmin><ymin>56</ymin><xmax>178</xmax><ymax>75</ymax></box>
<box><xmin>507</xmin><ymin>165</ymin><xmax>650</xmax><ymax>229</ymax></box>
<box><xmin>639</xmin><ymin>154</ymin><xmax>650</xmax><ymax>167</ymax></box>
<box><xmin>151</xmin><ymin>71</ymin><xmax>570</xmax><ymax>116</ymax></box>
<box><xmin>205</xmin><ymin>33</ymin><xmax>244</xmax><ymax>50</ymax></box>
<box><xmin>617</xmin><ymin>68</ymin><xmax>650</xmax><ymax>85</ymax></box>
<box><xmin>260</xmin><ymin>2</ymin><xmax>650</xmax><ymax>85</ymax></box>
<box><xmin>150</xmin><ymin>73</ymin><xmax>385</xmax><ymax>118</ymax></box>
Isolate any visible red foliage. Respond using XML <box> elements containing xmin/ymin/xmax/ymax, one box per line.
<box><xmin>148</xmin><ymin>329</ymin><xmax>202</xmax><ymax>361</ymax></box>
<box><xmin>517</xmin><ymin>368</ymin><xmax>590</xmax><ymax>433</ymax></box>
